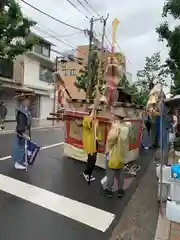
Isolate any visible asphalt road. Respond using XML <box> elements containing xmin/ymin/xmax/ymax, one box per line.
<box><xmin>0</xmin><ymin>128</ymin><xmax>155</xmax><ymax>240</ymax></box>
<box><xmin>0</xmin><ymin>127</ymin><xmax>64</xmax><ymax>158</ymax></box>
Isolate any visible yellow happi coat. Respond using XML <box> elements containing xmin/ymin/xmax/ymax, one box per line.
<box><xmin>82</xmin><ymin>116</ymin><xmax>102</xmax><ymax>154</ymax></box>
<box><xmin>106</xmin><ymin>121</ymin><xmax>130</xmax><ymax>169</ymax></box>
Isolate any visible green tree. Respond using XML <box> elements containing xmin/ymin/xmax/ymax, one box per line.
<box><xmin>118</xmin><ymin>73</ymin><xmax>148</xmax><ymax>106</ymax></box>
<box><xmin>118</xmin><ymin>74</ymin><xmax>129</xmax><ymax>89</ymax></box>
<box><xmin>156</xmin><ymin>0</ymin><xmax>180</xmax><ymax>95</ymax></box>
<box><xmin>136</xmin><ymin>52</ymin><xmax>167</xmax><ymax>90</ymax></box>
<box><xmin>132</xmin><ymin>88</ymin><xmax>149</xmax><ymax>106</ymax></box>
<box><xmin>0</xmin><ymin>0</ymin><xmax>37</xmax><ymax>59</ymax></box>
<box><xmin>75</xmin><ymin>50</ymin><xmax>104</xmax><ymax>100</ymax></box>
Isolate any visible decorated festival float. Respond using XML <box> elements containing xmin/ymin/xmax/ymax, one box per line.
<box><xmin>48</xmin><ymin>18</ymin><xmax>143</xmax><ymax>169</ymax></box>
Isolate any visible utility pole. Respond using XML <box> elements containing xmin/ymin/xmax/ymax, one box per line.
<box><xmin>159</xmin><ymin>84</ymin><xmax>164</xmax><ymax>213</ymax></box>
<box><xmin>52</xmin><ymin>56</ymin><xmax>58</xmax><ymax>126</ymax></box>
<box><xmin>93</xmin><ymin>14</ymin><xmax>109</xmax><ymax>111</ymax></box>
<box><xmin>86</xmin><ymin>17</ymin><xmax>94</xmax><ymax>102</ymax></box>
<box><xmin>86</xmin><ymin>16</ymin><xmax>108</xmax><ymax>102</ymax></box>
<box><xmin>96</xmin><ymin>14</ymin><xmax>109</xmax><ymax>88</ymax></box>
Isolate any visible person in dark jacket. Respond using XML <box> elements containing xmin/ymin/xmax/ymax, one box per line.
<box><xmin>0</xmin><ymin>101</ymin><xmax>7</xmax><ymax>130</ymax></box>
<box><xmin>12</xmin><ymin>93</ymin><xmax>32</xmax><ymax>170</ymax></box>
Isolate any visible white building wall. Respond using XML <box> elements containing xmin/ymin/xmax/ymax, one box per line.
<box><xmin>23</xmin><ymin>56</ymin><xmax>52</xmax><ymax>90</ymax></box>
<box><xmin>23</xmin><ymin>56</ymin><xmax>54</xmax><ymax>119</ymax></box>
<box><xmin>40</xmin><ymin>95</ymin><xmax>53</xmax><ymax>119</ymax></box>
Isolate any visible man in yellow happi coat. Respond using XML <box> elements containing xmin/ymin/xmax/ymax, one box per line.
<box><xmin>104</xmin><ymin>108</ymin><xmax>130</xmax><ymax>198</ymax></box>
<box><xmin>82</xmin><ymin>105</ymin><xmax>102</xmax><ymax>182</ymax></box>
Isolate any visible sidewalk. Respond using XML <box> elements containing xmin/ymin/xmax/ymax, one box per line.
<box><xmin>155</xmin><ymin>212</ymin><xmax>180</xmax><ymax>240</ymax></box>
<box><xmin>154</xmin><ymin>148</ymin><xmax>180</xmax><ymax>240</ymax></box>
<box><xmin>0</xmin><ymin>119</ymin><xmax>63</xmax><ymax>134</ymax></box>
<box><xmin>110</xmin><ymin>151</ymin><xmax>159</xmax><ymax>240</ymax></box>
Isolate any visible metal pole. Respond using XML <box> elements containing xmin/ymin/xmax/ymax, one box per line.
<box><xmin>159</xmin><ymin>84</ymin><xmax>164</xmax><ymax>210</ymax></box>
<box><xmin>96</xmin><ymin>14</ymin><xmax>109</xmax><ymax>88</ymax></box>
<box><xmin>86</xmin><ymin>18</ymin><xmax>94</xmax><ymax>102</ymax></box>
<box><xmin>52</xmin><ymin>56</ymin><xmax>58</xmax><ymax>126</ymax></box>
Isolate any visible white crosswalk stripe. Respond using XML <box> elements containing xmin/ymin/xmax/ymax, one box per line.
<box><xmin>0</xmin><ymin>174</ymin><xmax>115</xmax><ymax>232</ymax></box>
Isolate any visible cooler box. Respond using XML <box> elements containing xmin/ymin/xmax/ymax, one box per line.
<box><xmin>171</xmin><ymin>164</ymin><xmax>180</xmax><ymax>179</ymax></box>
<box><xmin>169</xmin><ymin>180</ymin><xmax>180</xmax><ymax>202</ymax></box>
<box><xmin>166</xmin><ymin>199</ymin><xmax>180</xmax><ymax>223</ymax></box>
<box><xmin>156</xmin><ymin>165</ymin><xmax>171</xmax><ymax>182</ymax></box>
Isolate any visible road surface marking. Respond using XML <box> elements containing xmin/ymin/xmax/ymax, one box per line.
<box><xmin>0</xmin><ymin>174</ymin><xmax>115</xmax><ymax>232</ymax></box>
<box><xmin>0</xmin><ymin>156</ymin><xmax>11</xmax><ymax>161</ymax></box>
<box><xmin>0</xmin><ymin>142</ymin><xmax>64</xmax><ymax>161</ymax></box>
<box><xmin>41</xmin><ymin>142</ymin><xmax>64</xmax><ymax>150</ymax></box>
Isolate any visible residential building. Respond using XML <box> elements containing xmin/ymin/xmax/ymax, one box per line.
<box><xmin>59</xmin><ymin>45</ymin><xmax>127</xmax><ymax>100</ymax></box>
<box><xmin>19</xmin><ymin>36</ymin><xmax>55</xmax><ymax>119</ymax></box>
<box><xmin>0</xmin><ymin>35</ymin><xmax>55</xmax><ymax>121</ymax></box>
<box><xmin>0</xmin><ymin>58</ymin><xmax>32</xmax><ymax>120</ymax></box>
<box><xmin>59</xmin><ymin>59</ymin><xmax>85</xmax><ymax>100</ymax></box>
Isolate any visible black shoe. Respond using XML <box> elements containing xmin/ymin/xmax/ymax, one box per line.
<box><xmin>103</xmin><ymin>189</ymin><xmax>113</xmax><ymax>198</ymax></box>
<box><xmin>118</xmin><ymin>189</ymin><xmax>125</xmax><ymax>198</ymax></box>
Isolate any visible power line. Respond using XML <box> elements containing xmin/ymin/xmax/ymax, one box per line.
<box><xmin>52</xmin><ymin>0</ymin><xmax>75</xmax><ymax>16</ymax></box>
<box><xmin>51</xmin><ymin>48</ymin><xmax>85</xmax><ymax>63</ymax></box>
<box><xmin>83</xmin><ymin>0</ymin><xmax>101</xmax><ymax>18</ymax></box>
<box><xmin>33</xmin><ymin>26</ymin><xmax>77</xmax><ymax>50</ymax></box>
<box><xmin>66</xmin><ymin>0</ymin><xmax>89</xmax><ymax>19</ymax></box>
<box><xmin>35</xmin><ymin>23</ymin><xmax>83</xmax><ymax>39</ymax></box>
<box><xmin>51</xmin><ymin>48</ymin><xmax>75</xmax><ymax>58</ymax></box>
<box><xmin>82</xmin><ymin>0</ymin><xmax>112</xmax><ymax>50</ymax></box>
<box><xmin>76</xmin><ymin>0</ymin><xmax>92</xmax><ymax>16</ymax></box>
<box><xmin>33</xmin><ymin>24</ymin><xmax>89</xmax><ymax>59</ymax></box>
<box><xmin>20</xmin><ymin>0</ymin><xmax>84</xmax><ymax>31</ymax></box>
<box><xmin>106</xmin><ymin>28</ymin><xmax>132</xmax><ymax>65</ymax></box>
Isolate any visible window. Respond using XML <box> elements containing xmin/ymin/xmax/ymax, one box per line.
<box><xmin>34</xmin><ymin>43</ymin><xmax>50</xmax><ymax>57</ymax></box>
<box><xmin>34</xmin><ymin>44</ymin><xmax>42</xmax><ymax>54</ymax></box>
<box><xmin>0</xmin><ymin>59</ymin><xmax>13</xmax><ymax>79</ymax></box>
<box><xmin>70</xmin><ymin>69</ymin><xmax>76</xmax><ymax>76</ymax></box>
<box><xmin>39</xmin><ymin>65</ymin><xmax>53</xmax><ymax>83</ymax></box>
<box><xmin>62</xmin><ymin>69</ymin><xmax>68</xmax><ymax>76</ymax></box>
<box><xmin>61</xmin><ymin>62</ymin><xmax>66</xmax><ymax>68</ymax></box>
<box><xmin>42</xmin><ymin>46</ymin><xmax>50</xmax><ymax>57</ymax></box>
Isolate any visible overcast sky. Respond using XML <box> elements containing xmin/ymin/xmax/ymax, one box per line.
<box><xmin>19</xmin><ymin>0</ymin><xmax>170</xmax><ymax>82</ymax></box>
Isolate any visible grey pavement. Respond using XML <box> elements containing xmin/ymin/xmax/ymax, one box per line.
<box><xmin>1</xmin><ymin>119</ymin><xmax>63</xmax><ymax>133</ymax></box>
<box><xmin>0</xmin><ymin>129</ymin><xmax>156</xmax><ymax>240</ymax></box>
<box><xmin>110</xmin><ymin>156</ymin><xmax>159</xmax><ymax>240</ymax></box>
<box><xmin>0</xmin><ymin>127</ymin><xmax>64</xmax><ymax>158</ymax></box>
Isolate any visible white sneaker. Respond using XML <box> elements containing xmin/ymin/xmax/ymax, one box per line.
<box><xmin>14</xmin><ymin>162</ymin><xmax>26</xmax><ymax>170</ymax></box>
<box><xmin>83</xmin><ymin>173</ymin><xmax>95</xmax><ymax>182</ymax></box>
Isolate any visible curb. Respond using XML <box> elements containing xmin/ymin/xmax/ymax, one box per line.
<box><xmin>0</xmin><ymin>125</ymin><xmax>63</xmax><ymax>135</ymax></box>
<box><xmin>154</xmin><ymin>212</ymin><xmax>170</xmax><ymax>240</ymax></box>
